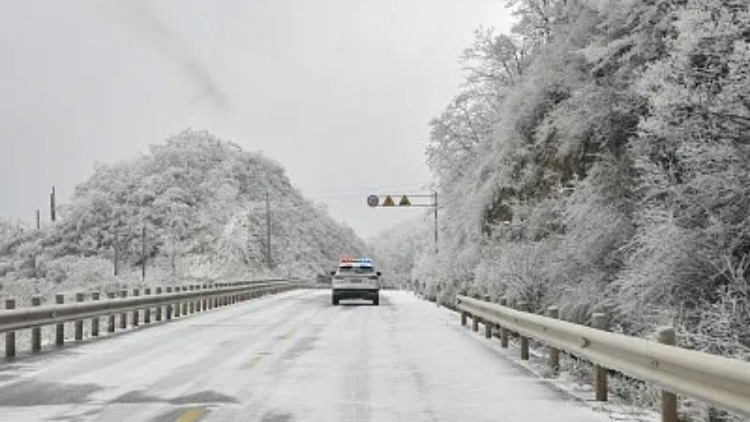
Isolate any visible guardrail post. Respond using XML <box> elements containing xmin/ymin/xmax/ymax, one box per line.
<box><xmin>5</xmin><ymin>299</ymin><xmax>16</xmax><ymax>358</ymax></box>
<box><xmin>658</xmin><ymin>327</ymin><xmax>678</xmax><ymax>422</ymax></box>
<box><xmin>182</xmin><ymin>286</ymin><xmax>189</xmax><ymax>315</ymax></box>
<box><xmin>480</xmin><ymin>295</ymin><xmax>493</xmax><ymax>338</ymax></box>
<box><xmin>214</xmin><ymin>284</ymin><xmax>221</xmax><ymax>308</ymax></box>
<box><xmin>155</xmin><ymin>287</ymin><xmax>163</xmax><ymax>321</ymax></box>
<box><xmin>56</xmin><ymin>294</ymin><xmax>65</xmax><ymax>346</ymax></box>
<box><xmin>144</xmin><ymin>288</ymin><xmax>151</xmax><ymax>324</ymax></box>
<box><xmin>31</xmin><ymin>296</ymin><xmax>41</xmax><ymax>353</ymax></box>
<box><xmin>185</xmin><ymin>284</ymin><xmax>195</xmax><ymax>314</ymax></box>
<box><xmin>91</xmin><ymin>292</ymin><xmax>100</xmax><ymax>337</ymax></box>
<box><xmin>500</xmin><ymin>297</ymin><xmax>509</xmax><ymax>348</ymax></box>
<box><xmin>166</xmin><ymin>287</ymin><xmax>173</xmax><ymax>320</ymax></box>
<box><xmin>107</xmin><ymin>292</ymin><xmax>116</xmax><ymax>333</ymax></box>
<box><xmin>119</xmin><ymin>290</ymin><xmax>128</xmax><ymax>329</ymax></box>
<box><xmin>472</xmin><ymin>312</ymin><xmax>479</xmax><ymax>332</ymax></box>
<box><xmin>174</xmin><ymin>287</ymin><xmax>182</xmax><ymax>318</ymax></box>
<box><xmin>75</xmin><ymin>293</ymin><xmax>84</xmax><ymax>341</ymax></box>
<box><xmin>518</xmin><ymin>301</ymin><xmax>530</xmax><ymax>360</ymax></box>
<box><xmin>188</xmin><ymin>286</ymin><xmax>194</xmax><ymax>314</ymax></box>
<box><xmin>547</xmin><ymin>306</ymin><xmax>560</xmax><ymax>374</ymax></box>
<box><xmin>592</xmin><ymin>313</ymin><xmax>608</xmax><ymax>401</ymax></box>
<box><xmin>181</xmin><ymin>286</ymin><xmax>188</xmax><ymax>316</ymax></box>
<box><xmin>202</xmin><ymin>285</ymin><xmax>208</xmax><ymax>310</ymax></box>
<box><xmin>132</xmin><ymin>289</ymin><xmax>140</xmax><ymax>327</ymax></box>
<box><xmin>196</xmin><ymin>285</ymin><xmax>202</xmax><ymax>312</ymax></box>
<box><xmin>461</xmin><ymin>311</ymin><xmax>468</xmax><ymax>326</ymax></box>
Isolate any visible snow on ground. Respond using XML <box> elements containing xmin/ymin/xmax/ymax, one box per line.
<box><xmin>425</xmin><ymin>295</ymin><xmax>661</xmax><ymax>422</ymax></box>
<box><xmin>0</xmin><ymin>289</ymin><xmax>655</xmax><ymax>421</ymax></box>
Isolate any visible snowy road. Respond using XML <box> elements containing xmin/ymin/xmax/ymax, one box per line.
<box><xmin>0</xmin><ymin>290</ymin><xmax>614</xmax><ymax>421</ymax></box>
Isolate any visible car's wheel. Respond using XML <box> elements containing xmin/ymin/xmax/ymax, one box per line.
<box><xmin>373</xmin><ymin>295</ymin><xmax>379</xmax><ymax>306</ymax></box>
<box><xmin>332</xmin><ymin>296</ymin><xmax>339</xmax><ymax>305</ymax></box>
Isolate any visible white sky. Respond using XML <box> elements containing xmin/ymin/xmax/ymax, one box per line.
<box><xmin>0</xmin><ymin>0</ymin><xmax>514</xmax><ymax>240</ymax></box>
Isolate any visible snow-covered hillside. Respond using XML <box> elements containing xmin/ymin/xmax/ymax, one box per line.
<box><xmin>0</xmin><ymin>130</ymin><xmax>365</xmax><ymax>300</ymax></box>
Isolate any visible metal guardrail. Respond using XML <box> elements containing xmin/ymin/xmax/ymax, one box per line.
<box><xmin>456</xmin><ymin>295</ymin><xmax>750</xmax><ymax>420</ymax></box>
<box><xmin>1</xmin><ymin>279</ymin><xmax>307</xmax><ymax>357</ymax></box>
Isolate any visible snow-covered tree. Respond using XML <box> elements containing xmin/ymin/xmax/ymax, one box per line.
<box><xmin>0</xmin><ymin>129</ymin><xmax>366</xmax><ymax>296</ymax></box>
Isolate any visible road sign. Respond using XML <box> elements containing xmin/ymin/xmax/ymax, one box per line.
<box><xmin>367</xmin><ymin>195</ymin><xmax>379</xmax><ymax>207</ymax></box>
<box><xmin>368</xmin><ymin>191</ymin><xmax>439</xmax><ymax>253</ymax></box>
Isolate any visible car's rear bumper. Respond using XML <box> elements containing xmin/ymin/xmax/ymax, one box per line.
<box><xmin>332</xmin><ymin>289</ymin><xmax>379</xmax><ymax>300</ymax></box>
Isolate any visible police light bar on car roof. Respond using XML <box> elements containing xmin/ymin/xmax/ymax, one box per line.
<box><xmin>340</xmin><ymin>257</ymin><xmax>372</xmax><ymax>264</ymax></box>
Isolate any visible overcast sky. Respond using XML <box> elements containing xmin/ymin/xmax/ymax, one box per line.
<box><xmin>0</xmin><ymin>0</ymin><xmax>514</xmax><ymax>240</ymax></box>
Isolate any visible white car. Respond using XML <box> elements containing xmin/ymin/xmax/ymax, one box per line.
<box><xmin>331</xmin><ymin>258</ymin><xmax>380</xmax><ymax>306</ymax></box>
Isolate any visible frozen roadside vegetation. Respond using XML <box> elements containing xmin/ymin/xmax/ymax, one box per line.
<box><xmin>370</xmin><ymin>1</ymin><xmax>750</xmax><ymax>419</ymax></box>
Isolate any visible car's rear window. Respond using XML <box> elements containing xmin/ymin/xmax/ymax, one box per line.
<box><xmin>338</xmin><ymin>266</ymin><xmax>374</xmax><ymax>274</ymax></box>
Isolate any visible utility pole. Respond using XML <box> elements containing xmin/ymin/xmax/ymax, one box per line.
<box><xmin>50</xmin><ymin>186</ymin><xmax>56</xmax><ymax>222</ymax></box>
<box><xmin>433</xmin><ymin>192</ymin><xmax>439</xmax><ymax>254</ymax></box>
<box><xmin>285</xmin><ymin>237</ymin><xmax>292</xmax><ymax>279</ymax></box>
<box><xmin>265</xmin><ymin>191</ymin><xmax>272</xmax><ymax>269</ymax></box>
<box><xmin>141</xmin><ymin>226</ymin><xmax>147</xmax><ymax>281</ymax></box>
<box><xmin>114</xmin><ymin>231</ymin><xmax>120</xmax><ymax>276</ymax></box>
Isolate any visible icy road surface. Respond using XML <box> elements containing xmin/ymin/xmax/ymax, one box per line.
<box><xmin>0</xmin><ymin>290</ymin><xmax>614</xmax><ymax>421</ymax></box>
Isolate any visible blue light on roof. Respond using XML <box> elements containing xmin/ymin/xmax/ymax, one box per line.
<box><xmin>340</xmin><ymin>257</ymin><xmax>373</xmax><ymax>266</ymax></box>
